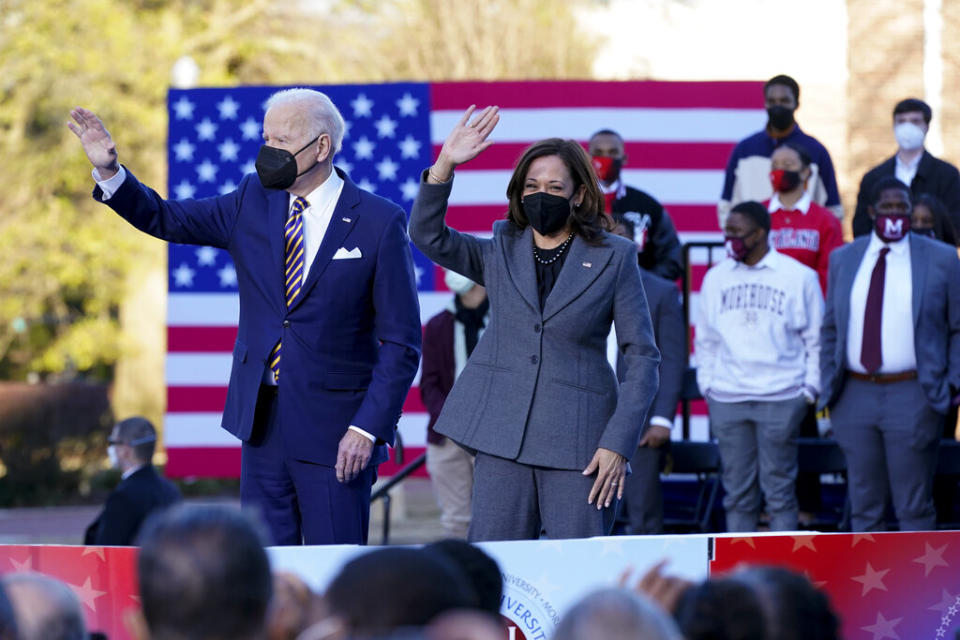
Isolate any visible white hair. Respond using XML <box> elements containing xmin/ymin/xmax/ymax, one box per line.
<box><xmin>265</xmin><ymin>88</ymin><xmax>346</xmax><ymax>156</ymax></box>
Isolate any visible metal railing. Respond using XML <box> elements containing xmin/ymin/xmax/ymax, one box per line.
<box><xmin>370</xmin><ymin>430</ymin><xmax>427</xmax><ymax>544</ymax></box>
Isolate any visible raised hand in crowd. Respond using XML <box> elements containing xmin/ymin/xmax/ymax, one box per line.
<box><xmin>428</xmin><ymin>105</ymin><xmax>500</xmax><ymax>183</ymax></box>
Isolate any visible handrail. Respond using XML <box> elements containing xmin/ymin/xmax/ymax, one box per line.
<box><xmin>370</xmin><ymin>451</ymin><xmax>427</xmax><ymax>544</ymax></box>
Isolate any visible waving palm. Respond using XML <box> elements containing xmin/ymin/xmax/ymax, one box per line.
<box><xmin>67</xmin><ymin>107</ymin><xmax>119</xmax><ymax>175</ymax></box>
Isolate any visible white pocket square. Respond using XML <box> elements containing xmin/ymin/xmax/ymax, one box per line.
<box><xmin>333</xmin><ymin>246</ymin><xmax>362</xmax><ymax>260</ymax></box>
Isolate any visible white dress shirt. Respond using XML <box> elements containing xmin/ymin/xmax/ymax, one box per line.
<box><xmin>845</xmin><ymin>232</ymin><xmax>916</xmax><ymax>373</ymax></box>
<box><xmin>895</xmin><ymin>152</ymin><xmax>922</xmax><ymax>188</ymax></box>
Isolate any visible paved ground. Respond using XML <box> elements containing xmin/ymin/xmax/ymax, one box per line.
<box><xmin>0</xmin><ymin>478</ymin><xmax>444</xmax><ymax>546</ymax></box>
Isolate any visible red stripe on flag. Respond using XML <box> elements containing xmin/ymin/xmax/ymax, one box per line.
<box><xmin>166</xmin><ymin>447</ymin><xmax>240</xmax><ymax>478</ymax></box>
<box><xmin>168</xmin><ymin>326</ymin><xmax>238</xmax><ymax>352</ymax></box>
<box><xmin>433</xmin><ymin>142</ymin><xmax>736</xmax><ymax>171</ymax></box>
<box><xmin>431</xmin><ymin>81</ymin><xmax>764</xmax><ymax>110</ymax></box>
<box><xmin>168</xmin><ymin>386</ymin><xmax>228</xmax><ymax>412</ymax></box>
<box><xmin>666</xmin><ymin>205</ymin><xmax>719</xmax><ymax>233</ymax></box>
<box><xmin>403</xmin><ymin>389</ymin><xmax>426</xmax><ymax>413</ymax></box>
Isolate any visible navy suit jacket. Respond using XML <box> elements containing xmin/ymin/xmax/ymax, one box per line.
<box><xmin>820</xmin><ymin>233</ymin><xmax>960</xmax><ymax>413</ymax></box>
<box><xmin>84</xmin><ymin>465</ymin><xmax>181</xmax><ymax>546</ymax></box>
<box><xmin>95</xmin><ymin>168</ymin><xmax>422</xmax><ymax>466</ymax></box>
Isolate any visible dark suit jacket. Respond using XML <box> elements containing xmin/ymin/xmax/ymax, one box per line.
<box><xmin>820</xmin><ymin>233</ymin><xmax>960</xmax><ymax>413</ymax></box>
<box><xmin>95</xmin><ymin>168</ymin><xmax>422</xmax><ymax>466</ymax></box>
<box><xmin>852</xmin><ymin>151</ymin><xmax>960</xmax><ymax>236</ymax></box>
<box><xmin>639</xmin><ymin>270</ymin><xmax>685</xmax><ymax>424</ymax></box>
<box><xmin>409</xmin><ymin>177</ymin><xmax>661</xmax><ymax>470</ymax></box>
<box><xmin>84</xmin><ymin>466</ymin><xmax>181</xmax><ymax>546</ymax></box>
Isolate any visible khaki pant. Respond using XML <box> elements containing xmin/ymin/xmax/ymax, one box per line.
<box><xmin>426</xmin><ymin>439</ymin><xmax>475</xmax><ymax>539</ymax></box>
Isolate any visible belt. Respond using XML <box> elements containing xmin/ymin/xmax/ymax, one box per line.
<box><xmin>847</xmin><ymin>370</ymin><xmax>918</xmax><ymax>384</ymax></box>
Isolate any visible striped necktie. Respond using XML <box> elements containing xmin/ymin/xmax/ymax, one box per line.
<box><xmin>269</xmin><ymin>196</ymin><xmax>309</xmax><ymax>382</ymax></box>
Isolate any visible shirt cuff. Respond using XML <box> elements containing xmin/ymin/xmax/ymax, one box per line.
<box><xmin>649</xmin><ymin>416</ymin><xmax>674</xmax><ymax>430</ymax></box>
<box><xmin>348</xmin><ymin>425</ymin><xmax>376</xmax><ymax>442</ymax></box>
<box><xmin>93</xmin><ymin>166</ymin><xmax>127</xmax><ymax>200</ymax></box>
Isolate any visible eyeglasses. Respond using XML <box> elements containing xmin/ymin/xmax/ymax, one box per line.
<box><xmin>107</xmin><ymin>438</ymin><xmax>126</xmax><ymax>446</ymax></box>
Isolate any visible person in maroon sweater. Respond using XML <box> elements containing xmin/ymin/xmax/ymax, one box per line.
<box><xmin>420</xmin><ymin>270</ymin><xmax>489</xmax><ymax>539</ymax></box>
<box><xmin>764</xmin><ymin>142</ymin><xmax>843</xmax><ymax>295</ymax></box>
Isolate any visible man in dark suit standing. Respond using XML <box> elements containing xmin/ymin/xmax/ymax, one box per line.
<box><xmin>822</xmin><ymin>177</ymin><xmax>960</xmax><ymax>531</ymax></box>
<box><xmin>84</xmin><ymin>417</ymin><xmax>180</xmax><ymax>546</ymax></box>
<box><xmin>852</xmin><ymin>99</ymin><xmax>960</xmax><ymax>237</ymax></box>
<box><xmin>69</xmin><ymin>89</ymin><xmax>421</xmax><ymax>545</ymax></box>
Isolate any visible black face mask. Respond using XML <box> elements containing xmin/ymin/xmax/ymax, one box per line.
<box><xmin>255</xmin><ymin>135</ymin><xmax>320</xmax><ymax>190</ymax></box>
<box><xmin>523</xmin><ymin>192</ymin><xmax>572</xmax><ymax>235</ymax></box>
<box><xmin>767</xmin><ymin>105</ymin><xmax>795</xmax><ymax>131</ymax></box>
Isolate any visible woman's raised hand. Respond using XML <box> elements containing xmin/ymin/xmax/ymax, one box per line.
<box><xmin>429</xmin><ymin>105</ymin><xmax>500</xmax><ymax>182</ymax></box>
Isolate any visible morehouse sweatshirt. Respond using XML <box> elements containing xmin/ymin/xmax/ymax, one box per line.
<box><xmin>695</xmin><ymin>248</ymin><xmax>824</xmax><ymax>402</ymax></box>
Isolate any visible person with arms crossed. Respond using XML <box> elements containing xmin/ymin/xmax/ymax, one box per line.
<box><xmin>68</xmin><ymin>89</ymin><xmax>421</xmax><ymax>545</ymax></box>
<box><xmin>410</xmin><ymin>106</ymin><xmax>661</xmax><ymax>541</ymax></box>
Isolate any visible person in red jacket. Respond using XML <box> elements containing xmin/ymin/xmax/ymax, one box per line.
<box><xmin>765</xmin><ymin>142</ymin><xmax>843</xmax><ymax>295</ymax></box>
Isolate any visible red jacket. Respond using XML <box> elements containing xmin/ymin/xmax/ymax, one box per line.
<box><xmin>765</xmin><ymin>194</ymin><xmax>843</xmax><ymax>295</ymax></box>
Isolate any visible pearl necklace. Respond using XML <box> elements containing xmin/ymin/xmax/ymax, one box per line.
<box><xmin>533</xmin><ymin>233</ymin><xmax>575</xmax><ymax>265</ymax></box>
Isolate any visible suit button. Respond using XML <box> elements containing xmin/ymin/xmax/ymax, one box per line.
<box><xmin>283</xmin><ymin>320</ymin><xmax>290</xmax><ymax>328</ymax></box>
<box><xmin>534</xmin><ymin>323</ymin><xmax>541</xmax><ymax>333</ymax></box>
<box><xmin>530</xmin><ymin>355</ymin><xmax>539</xmax><ymax>364</ymax></box>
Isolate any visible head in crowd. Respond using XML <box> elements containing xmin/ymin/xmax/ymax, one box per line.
<box><xmin>588</xmin><ymin>129</ymin><xmax>626</xmax><ymax>185</ymax></box>
<box><xmin>869</xmin><ymin>176</ymin><xmax>913</xmax><ymax>243</ymax></box>
<box><xmin>134</xmin><ymin>504</ymin><xmax>273</xmax><ymax>640</ymax></box>
<box><xmin>1</xmin><ymin>572</ymin><xmax>86</xmax><ymax>640</ymax></box>
<box><xmin>424</xmin><ymin>539</ymin><xmax>503</xmax><ymax>616</ymax></box>
<box><xmin>0</xmin><ymin>583</ymin><xmax>15</xmax><ymax>640</ymax></box>
<box><xmin>723</xmin><ymin>201</ymin><xmax>770</xmax><ymax>263</ymax></box>
<box><xmin>770</xmin><ymin>143</ymin><xmax>812</xmax><ymax>195</ymax></box>
<box><xmin>553</xmin><ymin>588</ymin><xmax>682</xmax><ymax>640</ymax></box>
<box><xmin>108</xmin><ymin>416</ymin><xmax>158</xmax><ymax>471</ymax></box>
<box><xmin>734</xmin><ymin>566</ymin><xmax>841</xmax><ymax>640</ymax></box>
<box><xmin>267</xmin><ymin>571</ymin><xmax>317</xmax><ymax>640</ymax></box>
<box><xmin>764</xmin><ymin>74</ymin><xmax>800</xmax><ymax>132</ymax></box>
<box><xmin>323</xmin><ymin>548</ymin><xmax>474</xmax><ymax>637</ymax></box>
<box><xmin>892</xmin><ymin>98</ymin><xmax>931</xmax><ymax>153</ymax></box>
<box><xmin>912</xmin><ymin>193</ymin><xmax>958</xmax><ymax>245</ymax></box>
<box><xmin>611</xmin><ymin>212</ymin><xmax>635</xmax><ymax>243</ymax></box>
<box><xmin>506</xmin><ymin>138</ymin><xmax>609</xmax><ymax>244</ymax></box>
<box><xmin>673</xmin><ymin>577</ymin><xmax>766</xmax><ymax>640</ymax></box>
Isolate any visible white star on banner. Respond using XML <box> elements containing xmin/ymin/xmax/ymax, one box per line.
<box><xmin>81</xmin><ymin>547</ymin><xmax>106</xmax><ymax>561</ymax></box>
<box><xmin>396</xmin><ymin>92</ymin><xmax>420</xmax><ymax>116</ymax></box>
<box><xmin>851</xmin><ymin>561</ymin><xmax>890</xmax><ymax>596</ymax></box>
<box><xmin>172</xmin><ymin>96</ymin><xmax>195</xmax><ymax>120</ymax></box>
<box><xmin>929</xmin><ymin>589</ymin><xmax>957</xmax><ymax>613</ymax></box>
<box><xmin>357</xmin><ymin>178</ymin><xmax>377</xmax><ymax>193</ymax></box>
<box><xmin>174</xmin><ymin>180</ymin><xmax>196</xmax><ymax>199</ymax></box>
<box><xmin>241</xmin><ymin>159</ymin><xmax>257</xmax><ymax>175</ymax></box>
<box><xmin>172</xmin><ymin>263</ymin><xmax>196</xmax><ymax>287</ymax></box>
<box><xmin>353</xmin><ymin>136</ymin><xmax>375</xmax><ymax>160</ymax></box>
<box><xmin>414</xmin><ymin>264</ymin><xmax>424</xmax><ymax>285</ymax></box>
<box><xmin>9</xmin><ymin>556</ymin><xmax>32</xmax><ymax>572</ymax></box>
<box><xmin>860</xmin><ymin>612</ymin><xmax>902</xmax><ymax>640</ymax></box>
<box><xmin>218</xmin><ymin>264</ymin><xmax>238</xmax><ymax>287</ymax></box>
<box><xmin>173</xmin><ymin>138</ymin><xmax>195</xmax><ymax>161</ymax></box>
<box><xmin>913</xmin><ymin>542</ymin><xmax>949</xmax><ymax>577</ymax></box>
<box><xmin>337</xmin><ymin>161</ymin><xmax>354</xmax><ymax>176</ymax></box>
<box><xmin>533</xmin><ymin>573</ymin><xmax>561</xmax><ymax>599</ymax></box>
<box><xmin>398</xmin><ymin>134</ymin><xmax>422</xmax><ymax>159</ymax></box>
<box><xmin>600</xmin><ymin>538</ymin><xmax>624</xmax><ymax>557</ymax></box>
<box><xmin>851</xmin><ymin>533</ymin><xmax>876</xmax><ymax>547</ymax></box>
<box><xmin>68</xmin><ymin>577</ymin><xmax>107</xmax><ymax>612</ymax></box>
<box><xmin>195</xmin><ymin>118</ymin><xmax>218</xmax><ymax>141</ymax></box>
<box><xmin>342</xmin><ymin>120</ymin><xmax>352</xmax><ymax>140</ymax></box>
<box><xmin>400</xmin><ymin>177</ymin><xmax>419</xmax><ymax>201</ymax></box>
<box><xmin>196</xmin><ymin>159</ymin><xmax>218</xmax><ymax>182</ymax></box>
<box><xmin>218</xmin><ymin>138</ymin><xmax>240</xmax><ymax>162</ymax></box>
<box><xmin>351</xmin><ymin>93</ymin><xmax>374</xmax><ymax>117</ymax></box>
<box><xmin>217</xmin><ymin>96</ymin><xmax>240</xmax><ymax>119</ymax></box>
<box><xmin>790</xmin><ymin>535</ymin><xmax>818</xmax><ymax>552</ymax></box>
<box><xmin>220</xmin><ymin>180</ymin><xmax>237</xmax><ymax>195</ymax></box>
<box><xmin>374</xmin><ymin>114</ymin><xmax>398</xmax><ymax>138</ymax></box>
<box><xmin>376</xmin><ymin>157</ymin><xmax>399</xmax><ymax>181</ymax></box>
<box><xmin>195</xmin><ymin>246</ymin><xmax>218</xmax><ymax>266</ymax></box>
<box><xmin>240</xmin><ymin>117</ymin><xmax>261</xmax><ymax>140</ymax></box>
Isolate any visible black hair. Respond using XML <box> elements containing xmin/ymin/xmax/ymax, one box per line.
<box><xmin>675</xmin><ymin>578</ymin><xmax>767</xmax><ymax>640</ymax></box>
<box><xmin>137</xmin><ymin>504</ymin><xmax>272</xmax><ymax>640</ymax></box>
<box><xmin>914</xmin><ymin>193</ymin><xmax>959</xmax><ymax>246</ymax></box>
<box><xmin>115</xmin><ymin>416</ymin><xmax>157</xmax><ymax>464</ymax></box>
<box><xmin>424</xmin><ymin>539</ymin><xmax>503</xmax><ymax>616</ymax></box>
<box><xmin>589</xmin><ymin>129</ymin><xmax>623</xmax><ymax>142</ymax></box>
<box><xmin>893</xmin><ymin>98</ymin><xmax>932</xmax><ymax>123</ymax></box>
<box><xmin>734</xmin><ymin>567</ymin><xmax>841</xmax><ymax>640</ymax></box>
<box><xmin>730</xmin><ymin>201</ymin><xmax>771</xmax><ymax>233</ymax></box>
<box><xmin>871</xmin><ymin>177</ymin><xmax>911</xmax><ymax>205</ymax></box>
<box><xmin>774</xmin><ymin>141</ymin><xmax>812</xmax><ymax>167</ymax></box>
<box><xmin>764</xmin><ymin>74</ymin><xmax>800</xmax><ymax>102</ymax></box>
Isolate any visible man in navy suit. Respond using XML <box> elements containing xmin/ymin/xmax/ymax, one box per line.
<box><xmin>69</xmin><ymin>89</ymin><xmax>421</xmax><ymax>545</ymax></box>
<box><xmin>821</xmin><ymin>177</ymin><xmax>960</xmax><ymax>531</ymax></box>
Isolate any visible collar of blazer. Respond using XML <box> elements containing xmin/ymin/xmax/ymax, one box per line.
<box><xmin>500</xmin><ymin>224</ymin><xmax>615</xmax><ymax>321</ymax></box>
<box><xmin>268</xmin><ymin>167</ymin><xmax>361</xmax><ymax>312</ymax></box>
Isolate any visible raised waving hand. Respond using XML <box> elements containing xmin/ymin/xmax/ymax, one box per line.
<box><xmin>429</xmin><ymin>105</ymin><xmax>500</xmax><ymax>183</ymax></box>
<box><xmin>67</xmin><ymin>107</ymin><xmax>120</xmax><ymax>179</ymax></box>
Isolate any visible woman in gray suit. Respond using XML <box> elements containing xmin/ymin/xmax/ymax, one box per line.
<box><xmin>410</xmin><ymin>106</ymin><xmax>661</xmax><ymax>541</ymax></box>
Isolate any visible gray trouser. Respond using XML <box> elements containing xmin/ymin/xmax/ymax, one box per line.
<box><xmin>832</xmin><ymin>378</ymin><xmax>941</xmax><ymax>532</ymax></box>
<box><xmin>623</xmin><ymin>444</ymin><xmax>667</xmax><ymax>534</ymax></box>
<box><xmin>708</xmin><ymin>396</ymin><xmax>807</xmax><ymax>532</ymax></box>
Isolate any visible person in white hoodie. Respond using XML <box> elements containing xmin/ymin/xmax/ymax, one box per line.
<box><xmin>696</xmin><ymin>200</ymin><xmax>823</xmax><ymax>532</ymax></box>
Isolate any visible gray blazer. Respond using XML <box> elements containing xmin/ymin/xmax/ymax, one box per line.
<box><xmin>820</xmin><ymin>233</ymin><xmax>960</xmax><ymax>412</ymax></box>
<box><xmin>409</xmin><ymin>177</ymin><xmax>661</xmax><ymax>470</ymax></box>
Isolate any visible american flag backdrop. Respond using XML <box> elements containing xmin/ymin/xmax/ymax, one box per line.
<box><xmin>164</xmin><ymin>80</ymin><xmax>765</xmax><ymax>478</ymax></box>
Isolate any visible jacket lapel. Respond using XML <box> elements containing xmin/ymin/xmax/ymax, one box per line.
<box><xmin>542</xmin><ymin>236</ymin><xmax>613</xmax><ymax>322</ymax></box>
<box><xmin>500</xmin><ymin>225</ymin><xmax>540</xmax><ymax>314</ymax></box>
<box><xmin>909</xmin><ymin>234</ymin><xmax>928</xmax><ymax>326</ymax></box>
<box><xmin>835</xmin><ymin>237</ymin><xmax>869</xmax><ymax>338</ymax></box>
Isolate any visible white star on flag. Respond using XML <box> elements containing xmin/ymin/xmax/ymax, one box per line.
<box><xmin>217</xmin><ymin>96</ymin><xmax>240</xmax><ymax>120</ymax></box>
<box><xmin>400</xmin><ymin>177</ymin><xmax>419</xmax><ymax>201</ymax></box>
<box><xmin>218</xmin><ymin>264</ymin><xmax>238</xmax><ymax>287</ymax></box>
<box><xmin>342</xmin><ymin>119</ymin><xmax>352</xmax><ymax>140</ymax></box>
<box><xmin>357</xmin><ymin>178</ymin><xmax>377</xmax><ymax>193</ymax></box>
<box><xmin>68</xmin><ymin>577</ymin><xmax>107</xmax><ymax>612</ymax></box>
<box><xmin>374</xmin><ymin>114</ymin><xmax>398</xmax><ymax>138</ymax></box>
<box><xmin>851</xmin><ymin>561</ymin><xmax>890</xmax><ymax>596</ymax></box>
<box><xmin>173</xmin><ymin>138</ymin><xmax>195</xmax><ymax>161</ymax></box>
<box><xmin>398</xmin><ymin>135</ymin><xmax>421</xmax><ymax>159</ymax></box>
<box><xmin>353</xmin><ymin>136</ymin><xmax>375</xmax><ymax>160</ymax></box>
<box><xmin>196</xmin><ymin>160</ymin><xmax>218</xmax><ymax>182</ymax></box>
<box><xmin>414</xmin><ymin>264</ymin><xmax>424</xmax><ymax>285</ymax></box>
<box><xmin>174</xmin><ymin>180</ymin><xmax>196</xmax><ymax>199</ymax></box>
<box><xmin>912</xmin><ymin>541</ymin><xmax>949</xmax><ymax>577</ymax></box>
<box><xmin>859</xmin><ymin>612</ymin><xmax>901</xmax><ymax>640</ymax></box>
<box><xmin>376</xmin><ymin>157</ymin><xmax>399</xmax><ymax>181</ymax></box>
<box><xmin>81</xmin><ymin>546</ymin><xmax>106</xmax><ymax>561</ymax></box>
<box><xmin>337</xmin><ymin>161</ymin><xmax>354</xmax><ymax>176</ymax></box>
<box><xmin>240</xmin><ymin>117</ymin><xmax>261</xmax><ymax>140</ymax></box>
<box><xmin>218</xmin><ymin>138</ymin><xmax>240</xmax><ymax>162</ymax></box>
<box><xmin>172</xmin><ymin>263</ymin><xmax>196</xmax><ymax>287</ymax></box>
<box><xmin>241</xmin><ymin>159</ymin><xmax>257</xmax><ymax>175</ymax></box>
<box><xmin>9</xmin><ymin>556</ymin><xmax>32</xmax><ymax>572</ymax></box>
<box><xmin>351</xmin><ymin>93</ymin><xmax>374</xmax><ymax>117</ymax></box>
<box><xmin>396</xmin><ymin>92</ymin><xmax>420</xmax><ymax>116</ymax></box>
<box><xmin>220</xmin><ymin>180</ymin><xmax>237</xmax><ymax>195</ymax></box>
<box><xmin>195</xmin><ymin>246</ymin><xmax>218</xmax><ymax>266</ymax></box>
<box><xmin>172</xmin><ymin>96</ymin><xmax>195</xmax><ymax>120</ymax></box>
<box><xmin>195</xmin><ymin>118</ymin><xmax>218</xmax><ymax>140</ymax></box>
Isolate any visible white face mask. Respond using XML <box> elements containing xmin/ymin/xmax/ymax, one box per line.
<box><xmin>444</xmin><ymin>269</ymin><xmax>476</xmax><ymax>295</ymax></box>
<box><xmin>107</xmin><ymin>445</ymin><xmax>120</xmax><ymax>468</ymax></box>
<box><xmin>894</xmin><ymin>122</ymin><xmax>926</xmax><ymax>151</ymax></box>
